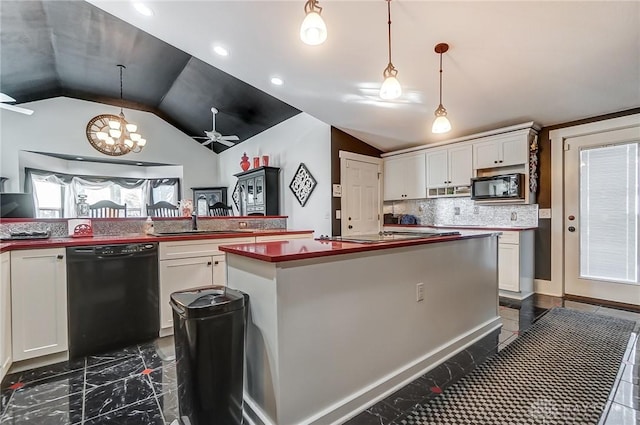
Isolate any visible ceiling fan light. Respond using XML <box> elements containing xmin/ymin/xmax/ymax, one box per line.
<box><xmin>380</xmin><ymin>76</ymin><xmax>402</xmax><ymax>100</ymax></box>
<box><xmin>108</xmin><ymin>120</ymin><xmax>120</xmax><ymax>130</ymax></box>
<box><xmin>124</xmin><ymin>139</ymin><xmax>134</xmax><ymax>148</ymax></box>
<box><xmin>130</xmin><ymin>133</ymin><xmax>142</xmax><ymax>142</ymax></box>
<box><xmin>300</xmin><ymin>11</ymin><xmax>327</xmax><ymax>45</ymax></box>
<box><xmin>109</xmin><ymin>129</ymin><xmax>122</xmax><ymax>138</ymax></box>
<box><xmin>137</xmin><ymin>138</ymin><xmax>147</xmax><ymax>147</ymax></box>
<box><xmin>96</xmin><ymin>131</ymin><xmax>108</xmax><ymax>140</ymax></box>
<box><xmin>126</xmin><ymin>123</ymin><xmax>137</xmax><ymax>132</ymax></box>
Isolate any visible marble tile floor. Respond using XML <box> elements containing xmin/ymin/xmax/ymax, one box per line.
<box><xmin>0</xmin><ymin>296</ymin><xmax>637</xmax><ymax>425</ymax></box>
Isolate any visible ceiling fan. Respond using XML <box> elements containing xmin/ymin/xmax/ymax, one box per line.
<box><xmin>193</xmin><ymin>107</ymin><xmax>239</xmax><ymax>147</ymax></box>
<box><xmin>0</xmin><ymin>93</ymin><xmax>34</xmax><ymax>115</ymax></box>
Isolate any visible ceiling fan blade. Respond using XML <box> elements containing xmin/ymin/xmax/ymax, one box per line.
<box><xmin>0</xmin><ymin>103</ymin><xmax>34</xmax><ymax>115</ymax></box>
<box><xmin>201</xmin><ymin>139</ymin><xmax>214</xmax><ymax>146</ymax></box>
<box><xmin>220</xmin><ymin>135</ymin><xmax>239</xmax><ymax>141</ymax></box>
<box><xmin>192</xmin><ymin>136</ymin><xmax>210</xmax><ymax>139</ymax></box>
<box><xmin>217</xmin><ymin>139</ymin><xmax>236</xmax><ymax>147</ymax></box>
<box><xmin>0</xmin><ymin>93</ymin><xmax>16</xmax><ymax>103</ymax></box>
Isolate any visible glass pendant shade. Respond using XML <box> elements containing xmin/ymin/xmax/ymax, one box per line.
<box><xmin>137</xmin><ymin>138</ymin><xmax>147</xmax><ymax>147</ymax></box>
<box><xmin>105</xmin><ymin>137</ymin><xmax>115</xmax><ymax>146</ymax></box>
<box><xmin>300</xmin><ymin>11</ymin><xmax>327</xmax><ymax>45</ymax></box>
<box><xmin>126</xmin><ymin>123</ymin><xmax>137</xmax><ymax>132</ymax></box>
<box><xmin>130</xmin><ymin>133</ymin><xmax>141</xmax><ymax>142</ymax></box>
<box><xmin>96</xmin><ymin>132</ymin><xmax>108</xmax><ymax>140</ymax></box>
<box><xmin>124</xmin><ymin>139</ymin><xmax>134</xmax><ymax>148</ymax></box>
<box><xmin>432</xmin><ymin>114</ymin><xmax>452</xmax><ymax>134</ymax></box>
<box><xmin>380</xmin><ymin>75</ymin><xmax>402</xmax><ymax>100</ymax></box>
<box><xmin>108</xmin><ymin>120</ymin><xmax>120</xmax><ymax>130</ymax></box>
<box><xmin>109</xmin><ymin>129</ymin><xmax>122</xmax><ymax>138</ymax></box>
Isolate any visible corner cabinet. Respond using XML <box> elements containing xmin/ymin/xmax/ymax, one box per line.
<box><xmin>383</xmin><ymin>152</ymin><xmax>426</xmax><ymax>201</ymax></box>
<box><xmin>473</xmin><ymin>128</ymin><xmax>536</xmax><ymax>170</ymax></box>
<box><xmin>426</xmin><ymin>145</ymin><xmax>472</xmax><ymax>197</ymax></box>
<box><xmin>498</xmin><ymin>230</ymin><xmax>534</xmax><ymax>299</ymax></box>
<box><xmin>11</xmin><ymin>248</ymin><xmax>68</xmax><ymax>361</ymax></box>
<box><xmin>1</xmin><ymin>252</ymin><xmax>11</xmax><ymax>381</ymax></box>
<box><xmin>235</xmin><ymin>167</ymin><xmax>280</xmax><ymax>216</ymax></box>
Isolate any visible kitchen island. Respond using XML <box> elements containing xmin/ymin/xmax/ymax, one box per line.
<box><xmin>220</xmin><ymin>233</ymin><xmax>501</xmax><ymax>425</ymax></box>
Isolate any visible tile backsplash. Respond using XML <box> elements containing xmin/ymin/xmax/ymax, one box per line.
<box><xmin>384</xmin><ymin>198</ymin><xmax>538</xmax><ymax>227</ymax></box>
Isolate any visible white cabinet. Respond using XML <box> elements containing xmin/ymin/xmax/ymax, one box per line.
<box><xmin>1</xmin><ymin>252</ymin><xmax>11</xmax><ymax>381</ymax></box>
<box><xmin>383</xmin><ymin>152</ymin><xmax>426</xmax><ymax>201</ymax></box>
<box><xmin>426</xmin><ymin>145</ymin><xmax>472</xmax><ymax>197</ymax></box>
<box><xmin>498</xmin><ymin>230</ymin><xmax>534</xmax><ymax>299</ymax></box>
<box><xmin>11</xmin><ymin>248</ymin><xmax>68</xmax><ymax>361</ymax></box>
<box><xmin>158</xmin><ymin>237</ymin><xmax>253</xmax><ymax>333</ymax></box>
<box><xmin>473</xmin><ymin>130</ymin><xmax>532</xmax><ymax>170</ymax></box>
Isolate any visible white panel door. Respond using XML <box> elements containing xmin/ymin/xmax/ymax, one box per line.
<box><xmin>1</xmin><ymin>252</ymin><xmax>11</xmax><ymax>381</ymax></box>
<box><xmin>564</xmin><ymin>127</ymin><xmax>640</xmax><ymax>305</ymax></box>
<box><xmin>11</xmin><ymin>248</ymin><xmax>68</xmax><ymax>361</ymax></box>
<box><xmin>344</xmin><ymin>159</ymin><xmax>380</xmax><ymax>236</ymax></box>
<box><xmin>448</xmin><ymin>145</ymin><xmax>473</xmax><ymax>186</ymax></box>
<box><xmin>426</xmin><ymin>149</ymin><xmax>448</xmax><ymax>188</ymax></box>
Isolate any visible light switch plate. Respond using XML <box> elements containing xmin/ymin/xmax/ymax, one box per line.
<box><xmin>332</xmin><ymin>184</ymin><xmax>342</xmax><ymax>197</ymax></box>
<box><xmin>539</xmin><ymin>209</ymin><xmax>551</xmax><ymax>219</ymax></box>
<box><xmin>336</xmin><ymin>210</ymin><xmax>341</xmax><ymax>220</ymax></box>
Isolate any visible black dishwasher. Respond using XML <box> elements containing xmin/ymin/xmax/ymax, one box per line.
<box><xmin>67</xmin><ymin>243</ymin><xmax>159</xmax><ymax>359</ymax></box>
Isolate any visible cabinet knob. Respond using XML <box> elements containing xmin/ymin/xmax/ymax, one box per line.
<box><xmin>348</xmin><ymin>225</ymin><xmax>353</xmax><ymax>229</ymax></box>
<box><xmin>57</xmin><ymin>255</ymin><xmax>64</xmax><ymax>260</ymax></box>
<box><xmin>499</xmin><ymin>160</ymin><xmax>503</xmax><ymax>163</ymax></box>
<box><xmin>214</xmin><ymin>261</ymin><xmax>219</xmax><ymax>265</ymax></box>
<box><xmin>494</xmin><ymin>160</ymin><xmax>498</xmax><ymax>164</ymax></box>
<box><xmin>207</xmin><ymin>261</ymin><xmax>212</xmax><ymax>266</ymax></box>
<box><xmin>444</xmin><ymin>181</ymin><xmax>447</xmax><ymax>184</ymax></box>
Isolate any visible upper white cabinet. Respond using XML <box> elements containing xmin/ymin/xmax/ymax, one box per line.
<box><xmin>473</xmin><ymin>129</ymin><xmax>534</xmax><ymax>170</ymax></box>
<box><xmin>383</xmin><ymin>152</ymin><xmax>426</xmax><ymax>201</ymax></box>
<box><xmin>11</xmin><ymin>248</ymin><xmax>68</xmax><ymax>361</ymax></box>
<box><xmin>1</xmin><ymin>252</ymin><xmax>11</xmax><ymax>381</ymax></box>
<box><xmin>426</xmin><ymin>145</ymin><xmax>473</xmax><ymax>188</ymax></box>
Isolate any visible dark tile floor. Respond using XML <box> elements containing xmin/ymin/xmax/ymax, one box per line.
<box><xmin>0</xmin><ymin>295</ymin><xmax>638</xmax><ymax>425</ymax></box>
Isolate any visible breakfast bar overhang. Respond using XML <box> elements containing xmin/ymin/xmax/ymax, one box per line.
<box><xmin>220</xmin><ymin>233</ymin><xmax>501</xmax><ymax>425</ymax></box>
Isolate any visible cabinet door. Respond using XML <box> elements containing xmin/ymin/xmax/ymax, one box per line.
<box><xmin>448</xmin><ymin>145</ymin><xmax>473</xmax><ymax>186</ymax></box>
<box><xmin>426</xmin><ymin>149</ymin><xmax>449</xmax><ymax>188</ymax></box>
<box><xmin>1</xmin><ymin>252</ymin><xmax>11</xmax><ymax>381</ymax></box>
<box><xmin>501</xmin><ymin>136</ymin><xmax>528</xmax><ymax>167</ymax></box>
<box><xmin>159</xmin><ymin>257</ymin><xmax>214</xmax><ymax>330</ymax></box>
<box><xmin>473</xmin><ymin>140</ymin><xmax>501</xmax><ymax>169</ymax></box>
<box><xmin>255</xmin><ymin>176</ymin><xmax>264</xmax><ymax>206</ymax></box>
<box><xmin>212</xmin><ymin>256</ymin><xmax>226</xmax><ymax>286</ymax></box>
<box><xmin>403</xmin><ymin>152</ymin><xmax>426</xmax><ymax>199</ymax></box>
<box><xmin>498</xmin><ymin>243</ymin><xmax>520</xmax><ymax>292</ymax></box>
<box><xmin>11</xmin><ymin>248</ymin><xmax>67</xmax><ymax>361</ymax></box>
<box><xmin>383</xmin><ymin>157</ymin><xmax>406</xmax><ymax>200</ymax></box>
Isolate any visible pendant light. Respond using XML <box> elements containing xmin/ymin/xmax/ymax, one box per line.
<box><xmin>379</xmin><ymin>0</ymin><xmax>401</xmax><ymax>100</ymax></box>
<box><xmin>432</xmin><ymin>43</ymin><xmax>452</xmax><ymax>134</ymax></box>
<box><xmin>300</xmin><ymin>0</ymin><xmax>327</xmax><ymax>46</ymax></box>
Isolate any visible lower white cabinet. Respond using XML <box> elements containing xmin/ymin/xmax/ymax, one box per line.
<box><xmin>498</xmin><ymin>230</ymin><xmax>534</xmax><ymax>298</ymax></box>
<box><xmin>11</xmin><ymin>248</ymin><xmax>68</xmax><ymax>361</ymax></box>
<box><xmin>1</xmin><ymin>252</ymin><xmax>12</xmax><ymax>381</ymax></box>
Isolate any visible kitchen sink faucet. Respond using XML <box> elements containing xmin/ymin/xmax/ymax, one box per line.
<box><xmin>191</xmin><ymin>213</ymin><xmax>198</xmax><ymax>230</ymax></box>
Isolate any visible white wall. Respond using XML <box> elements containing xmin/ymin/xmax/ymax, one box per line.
<box><xmin>218</xmin><ymin>113</ymin><xmax>331</xmax><ymax>235</ymax></box>
<box><xmin>0</xmin><ymin>97</ymin><xmax>219</xmax><ymax>195</ymax></box>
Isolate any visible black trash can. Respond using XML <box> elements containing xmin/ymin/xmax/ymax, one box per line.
<box><xmin>170</xmin><ymin>286</ymin><xmax>248</xmax><ymax>425</ymax></box>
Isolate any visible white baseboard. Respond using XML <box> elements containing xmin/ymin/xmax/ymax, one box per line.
<box><xmin>534</xmin><ymin>279</ymin><xmax>562</xmax><ymax>297</ymax></box>
<box><xmin>499</xmin><ymin>289</ymin><xmax>533</xmax><ymax>300</ymax></box>
<box><xmin>242</xmin><ymin>317</ymin><xmax>502</xmax><ymax>425</ymax></box>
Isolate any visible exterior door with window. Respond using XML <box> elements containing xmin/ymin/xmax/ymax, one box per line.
<box><xmin>564</xmin><ymin>127</ymin><xmax>640</xmax><ymax>305</ymax></box>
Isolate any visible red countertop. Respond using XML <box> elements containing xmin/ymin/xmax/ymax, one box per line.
<box><xmin>219</xmin><ymin>233</ymin><xmax>496</xmax><ymax>263</ymax></box>
<box><xmin>385</xmin><ymin>224</ymin><xmax>538</xmax><ymax>231</ymax></box>
<box><xmin>0</xmin><ymin>230</ymin><xmax>313</xmax><ymax>254</ymax></box>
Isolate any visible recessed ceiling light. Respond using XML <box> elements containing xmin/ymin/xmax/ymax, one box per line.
<box><xmin>271</xmin><ymin>77</ymin><xmax>284</xmax><ymax>86</ymax></box>
<box><xmin>75</xmin><ymin>157</ymin><xmax>84</xmax><ymax>161</ymax></box>
<box><xmin>213</xmin><ymin>45</ymin><xmax>229</xmax><ymax>57</ymax></box>
<box><xmin>133</xmin><ymin>2</ymin><xmax>154</xmax><ymax>17</ymax></box>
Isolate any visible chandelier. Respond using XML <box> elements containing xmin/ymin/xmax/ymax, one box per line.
<box><xmin>85</xmin><ymin>65</ymin><xmax>147</xmax><ymax>156</ymax></box>
<box><xmin>379</xmin><ymin>0</ymin><xmax>401</xmax><ymax>100</ymax></box>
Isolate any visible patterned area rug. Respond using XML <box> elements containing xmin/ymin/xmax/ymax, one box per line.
<box><xmin>400</xmin><ymin>308</ymin><xmax>635</xmax><ymax>425</ymax></box>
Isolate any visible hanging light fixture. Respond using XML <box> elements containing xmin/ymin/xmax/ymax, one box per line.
<box><xmin>432</xmin><ymin>43</ymin><xmax>452</xmax><ymax>134</ymax></box>
<box><xmin>85</xmin><ymin>65</ymin><xmax>147</xmax><ymax>156</ymax></box>
<box><xmin>300</xmin><ymin>0</ymin><xmax>327</xmax><ymax>46</ymax></box>
<box><xmin>379</xmin><ymin>0</ymin><xmax>401</xmax><ymax>100</ymax></box>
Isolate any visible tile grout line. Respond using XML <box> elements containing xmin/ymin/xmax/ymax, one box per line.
<box><xmin>139</xmin><ymin>344</ymin><xmax>168</xmax><ymax>425</ymax></box>
<box><xmin>81</xmin><ymin>356</ymin><xmax>87</xmax><ymax>424</ymax></box>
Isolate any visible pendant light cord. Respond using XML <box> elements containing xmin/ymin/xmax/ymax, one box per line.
<box><xmin>117</xmin><ymin>64</ymin><xmax>125</xmax><ymax>115</ymax></box>
<box><xmin>438</xmin><ymin>53</ymin><xmax>443</xmax><ymax>105</ymax></box>
<box><xmin>386</xmin><ymin>0</ymin><xmax>392</xmax><ymax>65</ymax></box>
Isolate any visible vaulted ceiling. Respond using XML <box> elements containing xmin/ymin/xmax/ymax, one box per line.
<box><xmin>0</xmin><ymin>0</ymin><xmax>301</xmax><ymax>153</ymax></box>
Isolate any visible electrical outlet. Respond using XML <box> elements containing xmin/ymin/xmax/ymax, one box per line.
<box><xmin>238</xmin><ymin>221</ymin><xmax>248</xmax><ymax>228</ymax></box>
<box><xmin>416</xmin><ymin>283</ymin><xmax>424</xmax><ymax>302</ymax></box>
<box><xmin>473</xmin><ymin>206</ymin><xmax>480</xmax><ymax>214</ymax></box>
<box><xmin>454</xmin><ymin>207</ymin><xmax>460</xmax><ymax>215</ymax></box>
<box><xmin>510</xmin><ymin>212</ymin><xmax>517</xmax><ymax>221</ymax></box>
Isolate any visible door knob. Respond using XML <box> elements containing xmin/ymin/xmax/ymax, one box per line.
<box><xmin>348</xmin><ymin>217</ymin><xmax>352</xmax><ymax>221</ymax></box>
<box><xmin>568</xmin><ymin>226</ymin><xmax>576</xmax><ymax>232</ymax></box>
<box><xmin>568</xmin><ymin>215</ymin><xmax>575</xmax><ymax>221</ymax></box>
<box><xmin>348</xmin><ymin>225</ymin><xmax>353</xmax><ymax>229</ymax></box>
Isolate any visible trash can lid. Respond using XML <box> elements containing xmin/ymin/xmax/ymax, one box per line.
<box><xmin>170</xmin><ymin>286</ymin><xmax>246</xmax><ymax>319</ymax></box>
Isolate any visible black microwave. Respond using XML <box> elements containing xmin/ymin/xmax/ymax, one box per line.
<box><xmin>471</xmin><ymin>173</ymin><xmax>525</xmax><ymax>200</ymax></box>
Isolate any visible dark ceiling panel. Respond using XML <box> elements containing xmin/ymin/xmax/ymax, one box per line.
<box><xmin>0</xmin><ymin>1</ymin><xmax>59</xmax><ymax>102</ymax></box>
<box><xmin>0</xmin><ymin>0</ymin><xmax>300</xmax><ymax>154</ymax></box>
<box><xmin>159</xmin><ymin>57</ymin><xmax>301</xmax><ymax>152</ymax></box>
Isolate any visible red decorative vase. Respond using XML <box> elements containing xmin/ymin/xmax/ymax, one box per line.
<box><xmin>240</xmin><ymin>153</ymin><xmax>250</xmax><ymax>171</ymax></box>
